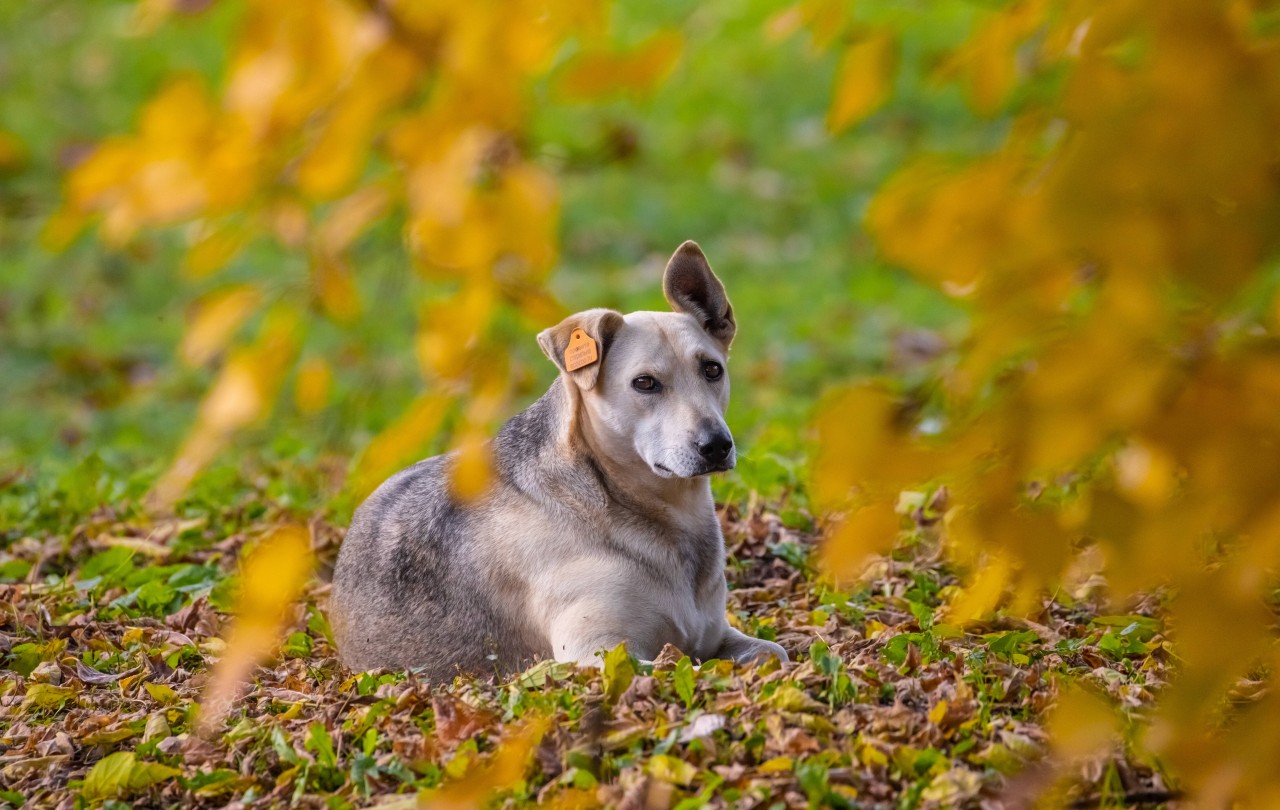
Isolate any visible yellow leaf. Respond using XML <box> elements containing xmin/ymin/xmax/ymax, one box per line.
<box><xmin>928</xmin><ymin>699</ymin><xmax>949</xmax><ymax>726</ymax></box>
<box><xmin>415</xmin><ymin>283</ymin><xmax>495</xmax><ymax>380</ymax></box>
<box><xmin>765</xmin><ymin>684</ymin><xmax>825</xmax><ymax>713</ymax></box>
<box><xmin>945</xmin><ymin>549</ymin><xmax>1010</xmax><ymax>624</ymax></box>
<box><xmin>1045</xmin><ymin>683</ymin><xmax>1119</xmax><ymax>760</ymax></box>
<box><xmin>295</xmin><ymin>98</ymin><xmax>375</xmax><ymax>200</ymax></box>
<box><xmin>819</xmin><ymin>503</ymin><xmax>901</xmax><ymax>583</ymax></box>
<box><xmin>0</xmin><ymin>128</ymin><xmax>27</xmax><ymax>172</ymax></box>
<box><xmin>143</xmin><ymin>682</ymin><xmax>178</xmax><ymax>705</ymax></box>
<box><xmin>826</xmin><ymin>32</ymin><xmax>897</xmax><ymax>134</ymax></box>
<box><xmin>450</xmin><ymin>430</ymin><xmax>494</xmax><ymax>502</ymax></box>
<box><xmin>201</xmin><ymin>355</ymin><xmax>265</xmax><ymax>431</ymax></box>
<box><xmin>312</xmin><ymin>252</ymin><xmax>362</xmax><ymax>323</ymax></box>
<box><xmin>419</xmin><ymin>718</ymin><xmax>549</xmax><ymax>810</ymax></box>
<box><xmin>963</xmin><ymin>3</ymin><xmax>1046</xmax><ymax>115</ymax></box>
<box><xmin>349</xmin><ymin>394</ymin><xmax>451</xmax><ymax>501</ymax></box>
<box><xmin>557</xmin><ymin>30</ymin><xmax>684</xmax><ymax>100</ymax></box>
<box><xmin>197</xmin><ymin>525</ymin><xmax>313</xmax><ymax>735</ymax></box>
<box><xmin>810</xmin><ymin>384</ymin><xmax>895</xmax><ymax>509</ymax></box>
<box><xmin>183</xmin><ymin>222</ymin><xmax>248</xmax><ymax>278</ymax></box>
<box><xmin>410</xmin><ymin>201</ymin><xmax>502</xmax><ymax>271</ymax></box>
<box><xmin>759</xmin><ymin>756</ymin><xmax>794</xmax><ymax>774</ymax></box>
<box><xmin>646</xmin><ymin>754</ymin><xmax>698</xmax><ymax>786</ymax></box>
<box><xmin>857</xmin><ymin>741</ymin><xmax>888</xmax><ymax>768</ymax></box>
<box><xmin>540</xmin><ymin>787</ymin><xmax>601</xmax><ymax>810</ymax></box>
<box><xmin>41</xmin><ymin>204</ymin><xmax>86</xmax><ymax>252</ymax></box>
<box><xmin>154</xmin><ymin>306</ymin><xmax>300</xmax><ymax>508</ymax></box>
<box><xmin>317</xmin><ymin>186</ymin><xmax>389</xmax><ymax>255</ymax></box>
<box><xmin>294</xmin><ymin>357</ymin><xmax>332</xmax><ymax>416</ymax></box>
<box><xmin>495</xmin><ymin>163</ymin><xmax>560</xmax><ymax>277</ymax></box>
<box><xmin>180</xmin><ymin>285</ymin><xmax>262</xmax><ymax>367</ymax></box>
<box><xmin>1113</xmin><ymin>440</ymin><xmax>1178</xmax><ymax>509</ymax></box>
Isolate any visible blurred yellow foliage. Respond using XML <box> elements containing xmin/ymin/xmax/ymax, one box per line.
<box><xmin>1045</xmin><ymin>683</ymin><xmax>1119</xmax><ymax>761</ymax></box>
<box><xmin>180</xmin><ymin>284</ymin><xmax>262</xmax><ymax>367</ymax></box>
<box><xmin>809</xmin><ymin>0</ymin><xmax>1280</xmax><ymax>800</ymax></box>
<box><xmin>294</xmin><ymin>357</ymin><xmax>333</xmax><ymax>416</ymax></box>
<box><xmin>197</xmin><ymin>524</ymin><xmax>313</xmax><ymax>736</ymax></box>
<box><xmin>57</xmin><ymin>0</ymin><xmax>678</xmax><ymax>506</ymax></box>
<box><xmin>826</xmin><ymin>32</ymin><xmax>897</xmax><ymax>133</ymax></box>
<box><xmin>417</xmin><ymin>717</ymin><xmax>550</xmax><ymax>809</ymax></box>
<box><xmin>557</xmin><ymin>30</ymin><xmax>684</xmax><ymax>100</ymax></box>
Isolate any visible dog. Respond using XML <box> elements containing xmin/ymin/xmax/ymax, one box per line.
<box><xmin>329</xmin><ymin>241</ymin><xmax>788</xmax><ymax>679</ymax></box>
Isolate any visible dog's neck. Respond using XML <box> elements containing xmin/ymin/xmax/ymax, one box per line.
<box><xmin>559</xmin><ymin>381</ymin><xmax>712</xmax><ymax>525</ymax></box>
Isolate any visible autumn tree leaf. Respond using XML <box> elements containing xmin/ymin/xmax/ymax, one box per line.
<box><xmin>197</xmin><ymin>524</ymin><xmax>313</xmax><ymax>735</ymax></box>
<box><xmin>826</xmin><ymin>32</ymin><xmax>897</xmax><ymax>134</ymax></box>
<box><xmin>56</xmin><ymin>0</ymin><xmax>664</xmax><ymax>506</ymax></box>
<box><xmin>557</xmin><ymin>30</ymin><xmax>684</xmax><ymax>101</ymax></box>
<box><xmin>602</xmin><ymin>643</ymin><xmax>637</xmax><ymax>704</ymax></box>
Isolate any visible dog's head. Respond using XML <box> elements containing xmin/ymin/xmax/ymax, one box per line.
<box><xmin>537</xmin><ymin>241</ymin><xmax>737</xmax><ymax>479</ymax></box>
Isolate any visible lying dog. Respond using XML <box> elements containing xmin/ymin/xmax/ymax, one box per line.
<box><xmin>330</xmin><ymin>241</ymin><xmax>788</xmax><ymax>678</ymax></box>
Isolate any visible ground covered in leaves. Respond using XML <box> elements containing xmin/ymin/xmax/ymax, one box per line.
<box><xmin>1</xmin><ymin>477</ymin><xmax>1182</xmax><ymax>809</ymax></box>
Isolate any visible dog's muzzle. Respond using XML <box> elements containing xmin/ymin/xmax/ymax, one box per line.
<box><xmin>695</xmin><ymin>430</ymin><xmax>735</xmax><ymax>473</ymax></box>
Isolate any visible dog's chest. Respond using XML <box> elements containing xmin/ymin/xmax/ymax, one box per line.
<box><xmin>605</xmin><ymin>515</ymin><xmax>727</xmax><ymax>646</ymax></box>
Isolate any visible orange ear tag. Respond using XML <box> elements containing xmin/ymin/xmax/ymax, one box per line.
<box><xmin>564</xmin><ymin>328</ymin><xmax>599</xmax><ymax>372</ymax></box>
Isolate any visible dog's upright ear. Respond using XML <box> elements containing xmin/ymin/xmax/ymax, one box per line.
<box><xmin>663</xmin><ymin>240</ymin><xmax>735</xmax><ymax>348</ymax></box>
<box><xmin>537</xmin><ymin>308</ymin><xmax>625</xmax><ymax>391</ymax></box>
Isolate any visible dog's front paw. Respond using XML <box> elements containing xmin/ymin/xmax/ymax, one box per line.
<box><xmin>735</xmin><ymin>638</ymin><xmax>789</xmax><ymax>665</ymax></box>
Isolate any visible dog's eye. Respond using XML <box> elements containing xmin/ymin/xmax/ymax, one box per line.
<box><xmin>632</xmin><ymin>375</ymin><xmax>659</xmax><ymax>392</ymax></box>
<box><xmin>703</xmin><ymin>361</ymin><xmax>724</xmax><ymax>381</ymax></box>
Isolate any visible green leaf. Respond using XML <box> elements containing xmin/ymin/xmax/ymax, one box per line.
<box><xmin>7</xmin><ymin>643</ymin><xmax>42</xmax><ymax>677</ymax></box>
<box><xmin>282</xmin><ymin>631</ymin><xmax>313</xmax><ymax>659</ymax></box>
<box><xmin>795</xmin><ymin>757</ymin><xmax>838</xmax><ymax>806</ymax></box>
<box><xmin>764</xmin><ymin>684</ymin><xmax>824</xmax><ymax>713</ymax></box>
<box><xmin>307</xmin><ymin>605</ymin><xmax>336</xmax><ymax>646</ymax></box>
<box><xmin>136</xmin><ymin>580</ymin><xmax>177</xmax><ymax>615</ymax></box>
<box><xmin>143</xmin><ymin>682</ymin><xmax>178</xmax><ymax>705</ymax></box>
<box><xmin>78</xmin><ymin>547</ymin><xmax>135</xmax><ymax>587</ymax></box>
<box><xmin>128</xmin><ymin>761</ymin><xmax>183</xmax><ymax>792</ymax></box>
<box><xmin>306</xmin><ymin>722</ymin><xmax>337</xmax><ymax>769</ymax></box>
<box><xmin>647</xmin><ymin>753</ymin><xmax>698</xmax><ymax>786</ymax></box>
<box><xmin>271</xmin><ymin>726</ymin><xmax>303</xmax><ymax>767</ymax></box>
<box><xmin>602</xmin><ymin>643</ymin><xmax>636</xmax><ymax>703</ymax></box>
<box><xmin>515</xmin><ymin>659</ymin><xmax>574</xmax><ymax>688</ymax></box>
<box><xmin>882</xmin><ymin>633</ymin><xmax>913</xmax><ymax>666</ymax></box>
<box><xmin>184</xmin><ymin>769</ymin><xmax>244</xmax><ymax>798</ymax></box>
<box><xmin>986</xmin><ymin>630</ymin><xmax>1039</xmax><ymax>662</ymax></box>
<box><xmin>673</xmin><ymin>656</ymin><xmax>696</xmax><ymax>708</ymax></box>
<box><xmin>82</xmin><ymin>752</ymin><xmax>137</xmax><ymax>801</ymax></box>
<box><xmin>0</xmin><ymin>559</ymin><xmax>31</xmax><ymax>582</ymax></box>
<box><xmin>21</xmin><ymin>683</ymin><xmax>75</xmax><ymax>711</ymax></box>
<box><xmin>81</xmin><ymin>751</ymin><xmax>180</xmax><ymax>801</ymax></box>
<box><xmin>809</xmin><ymin>640</ymin><xmax>837</xmax><ymax>675</ymax></box>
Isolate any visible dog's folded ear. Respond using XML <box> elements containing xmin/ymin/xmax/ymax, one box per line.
<box><xmin>537</xmin><ymin>308</ymin><xmax>625</xmax><ymax>390</ymax></box>
<box><xmin>663</xmin><ymin>240</ymin><xmax>735</xmax><ymax>348</ymax></box>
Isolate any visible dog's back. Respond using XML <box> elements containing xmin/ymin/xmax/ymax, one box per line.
<box><xmin>331</xmin><ymin>384</ymin><xmax>593</xmax><ymax>678</ymax></box>
<box><xmin>330</xmin><ymin>451</ymin><xmax>541</xmax><ymax>677</ymax></box>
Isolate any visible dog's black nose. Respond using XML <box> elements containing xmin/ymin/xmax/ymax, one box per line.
<box><xmin>698</xmin><ymin>433</ymin><xmax>734</xmax><ymax>463</ymax></box>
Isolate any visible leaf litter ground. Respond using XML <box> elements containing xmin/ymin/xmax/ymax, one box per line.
<box><xmin>1</xmin><ymin>479</ymin><xmax>1182</xmax><ymax>808</ymax></box>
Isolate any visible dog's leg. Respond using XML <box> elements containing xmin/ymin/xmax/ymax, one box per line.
<box><xmin>547</xmin><ymin>606</ymin><xmax>662</xmax><ymax>667</ymax></box>
<box><xmin>714</xmin><ymin>627</ymin><xmax>789</xmax><ymax>665</ymax></box>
